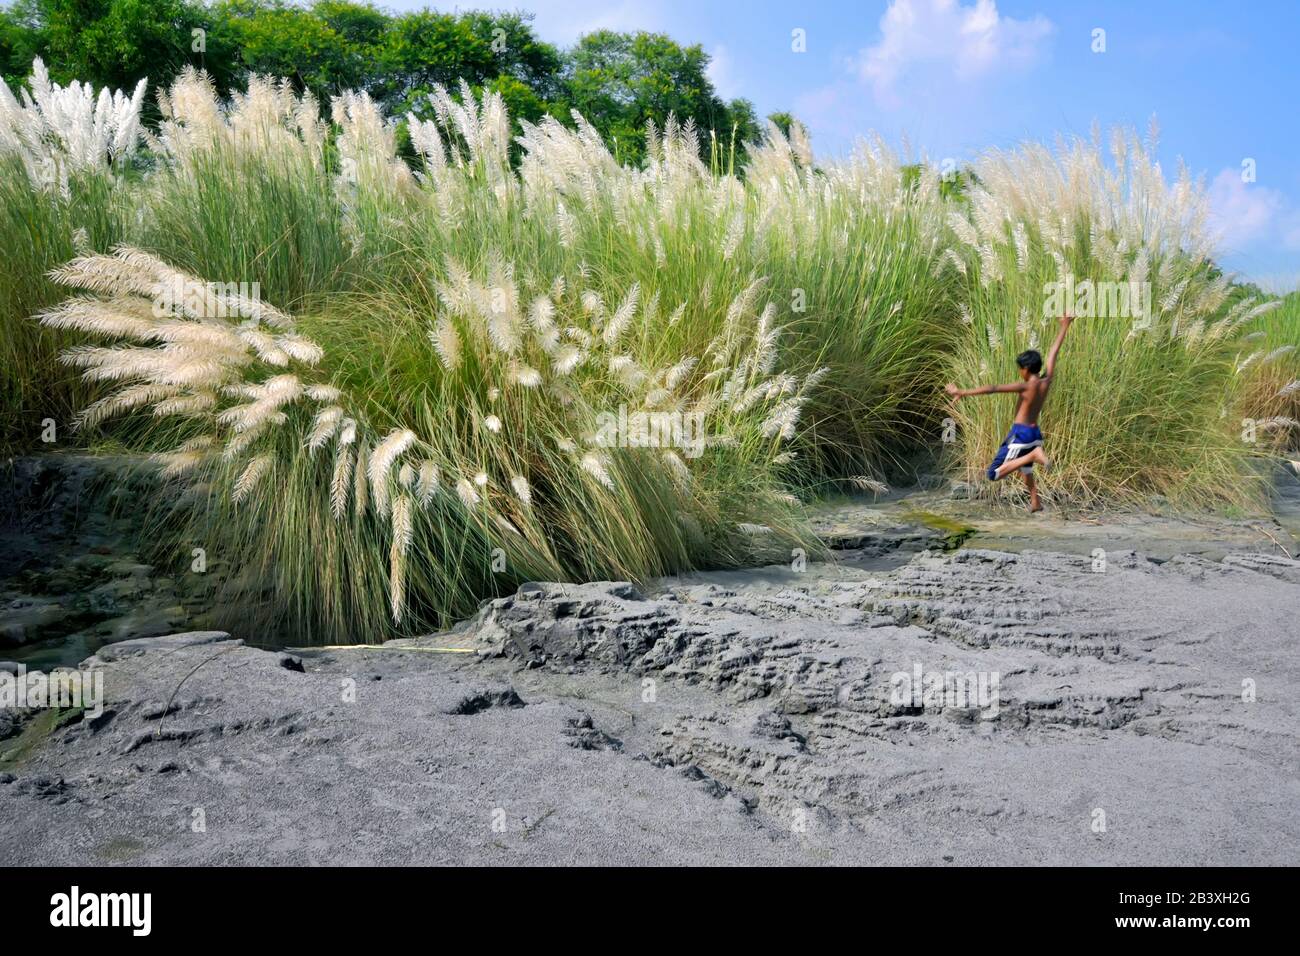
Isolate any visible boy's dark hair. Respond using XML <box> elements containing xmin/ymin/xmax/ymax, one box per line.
<box><xmin>1016</xmin><ymin>349</ymin><xmax>1043</xmax><ymax>374</ymax></box>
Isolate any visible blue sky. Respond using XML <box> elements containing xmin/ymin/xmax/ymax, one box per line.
<box><xmin>394</xmin><ymin>0</ymin><xmax>1300</xmax><ymax>289</ymax></box>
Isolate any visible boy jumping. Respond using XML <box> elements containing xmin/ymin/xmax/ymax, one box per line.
<box><xmin>944</xmin><ymin>314</ymin><xmax>1073</xmax><ymax>513</ymax></box>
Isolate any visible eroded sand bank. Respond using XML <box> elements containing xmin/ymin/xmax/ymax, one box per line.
<box><xmin>3</xmin><ymin>540</ymin><xmax>1298</xmax><ymax>865</ymax></box>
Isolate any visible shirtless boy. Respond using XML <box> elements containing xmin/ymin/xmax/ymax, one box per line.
<box><xmin>944</xmin><ymin>314</ymin><xmax>1073</xmax><ymax>513</ymax></box>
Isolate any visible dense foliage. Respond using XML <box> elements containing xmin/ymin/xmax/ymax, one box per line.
<box><xmin>0</xmin><ymin>1</ymin><xmax>765</xmax><ymax>150</ymax></box>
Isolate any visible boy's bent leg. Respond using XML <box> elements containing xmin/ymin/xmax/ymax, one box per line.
<box><xmin>986</xmin><ymin>455</ymin><xmax>1005</xmax><ymax>481</ymax></box>
<box><xmin>994</xmin><ymin>446</ymin><xmax>1049</xmax><ymax>480</ymax></box>
<box><xmin>986</xmin><ymin>439</ymin><xmax>1013</xmax><ymax>480</ymax></box>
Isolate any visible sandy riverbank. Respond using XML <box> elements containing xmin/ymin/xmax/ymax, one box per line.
<box><xmin>2</xmin><ymin>533</ymin><xmax>1297</xmax><ymax>865</ymax></box>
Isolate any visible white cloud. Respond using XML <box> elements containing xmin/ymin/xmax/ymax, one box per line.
<box><xmin>1207</xmin><ymin>168</ymin><xmax>1287</xmax><ymax>252</ymax></box>
<box><xmin>1206</xmin><ymin>169</ymin><xmax>1300</xmax><ymax>288</ymax></box>
<box><xmin>707</xmin><ymin>45</ymin><xmax>739</xmax><ymax>100</ymax></box>
<box><xmin>857</xmin><ymin>0</ymin><xmax>1053</xmax><ymax>109</ymax></box>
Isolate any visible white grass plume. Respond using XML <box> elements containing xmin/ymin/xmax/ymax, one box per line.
<box><xmin>368</xmin><ymin>428</ymin><xmax>416</xmax><ymax>515</ymax></box>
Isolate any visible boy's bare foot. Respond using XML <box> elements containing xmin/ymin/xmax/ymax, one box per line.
<box><xmin>1032</xmin><ymin>448</ymin><xmax>1052</xmax><ymax>473</ymax></box>
<box><xmin>1029</xmin><ymin>502</ymin><xmax>1043</xmax><ymax>513</ymax></box>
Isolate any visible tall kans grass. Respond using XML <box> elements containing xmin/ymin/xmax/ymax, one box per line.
<box><xmin>1</xmin><ymin>62</ymin><xmax>1296</xmax><ymax>640</ymax></box>
<box><xmin>24</xmin><ymin>77</ymin><xmax>827</xmax><ymax>641</ymax></box>
<box><xmin>510</xmin><ymin>114</ymin><xmax>956</xmax><ymax>478</ymax></box>
<box><xmin>134</xmin><ymin>74</ymin><xmax>357</xmax><ymax>309</ymax></box>
<box><xmin>942</xmin><ymin>131</ymin><xmax>1285</xmax><ymax>510</ymax></box>
<box><xmin>0</xmin><ymin>60</ymin><xmax>142</xmax><ymax>446</ymax></box>
<box><xmin>1235</xmin><ymin>290</ymin><xmax>1300</xmax><ymax>455</ymax></box>
<box><xmin>0</xmin><ymin>160</ymin><xmax>125</xmax><ymax>445</ymax></box>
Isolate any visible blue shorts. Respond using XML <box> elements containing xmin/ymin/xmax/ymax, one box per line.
<box><xmin>987</xmin><ymin>423</ymin><xmax>1043</xmax><ymax>480</ymax></box>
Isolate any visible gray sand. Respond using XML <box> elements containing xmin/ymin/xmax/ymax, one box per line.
<box><xmin>2</xmin><ymin>542</ymin><xmax>1298</xmax><ymax>865</ymax></box>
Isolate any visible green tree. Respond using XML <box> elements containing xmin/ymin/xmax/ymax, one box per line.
<box><xmin>211</xmin><ymin>0</ymin><xmax>364</xmax><ymax>100</ymax></box>
<box><xmin>310</xmin><ymin>0</ymin><xmax>389</xmax><ymax>94</ymax></box>
<box><xmin>33</xmin><ymin>0</ymin><xmax>203</xmax><ymax>89</ymax></box>
<box><xmin>0</xmin><ymin>1</ymin><xmax>46</xmax><ymax>87</ymax></box>
<box><xmin>312</xmin><ymin>0</ymin><xmax>387</xmax><ymax>48</ymax></box>
<box><xmin>459</xmin><ymin>11</ymin><xmax>561</xmax><ymax>102</ymax></box>
<box><xmin>374</xmin><ymin>9</ymin><xmax>560</xmax><ymax>116</ymax></box>
<box><xmin>766</xmin><ymin>111</ymin><xmax>796</xmax><ymax>139</ymax></box>
<box><xmin>723</xmin><ymin>97</ymin><xmax>760</xmax><ymax>153</ymax></box>
<box><xmin>373</xmin><ymin>9</ymin><xmax>487</xmax><ymax>110</ymax></box>
<box><xmin>562</xmin><ymin>30</ymin><xmax>749</xmax><ymax>166</ymax></box>
<box><xmin>2</xmin><ymin>4</ymin><xmax>770</xmax><ymax>169</ymax></box>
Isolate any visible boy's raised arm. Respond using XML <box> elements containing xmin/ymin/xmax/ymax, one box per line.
<box><xmin>1044</xmin><ymin>313</ymin><xmax>1073</xmax><ymax>377</ymax></box>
